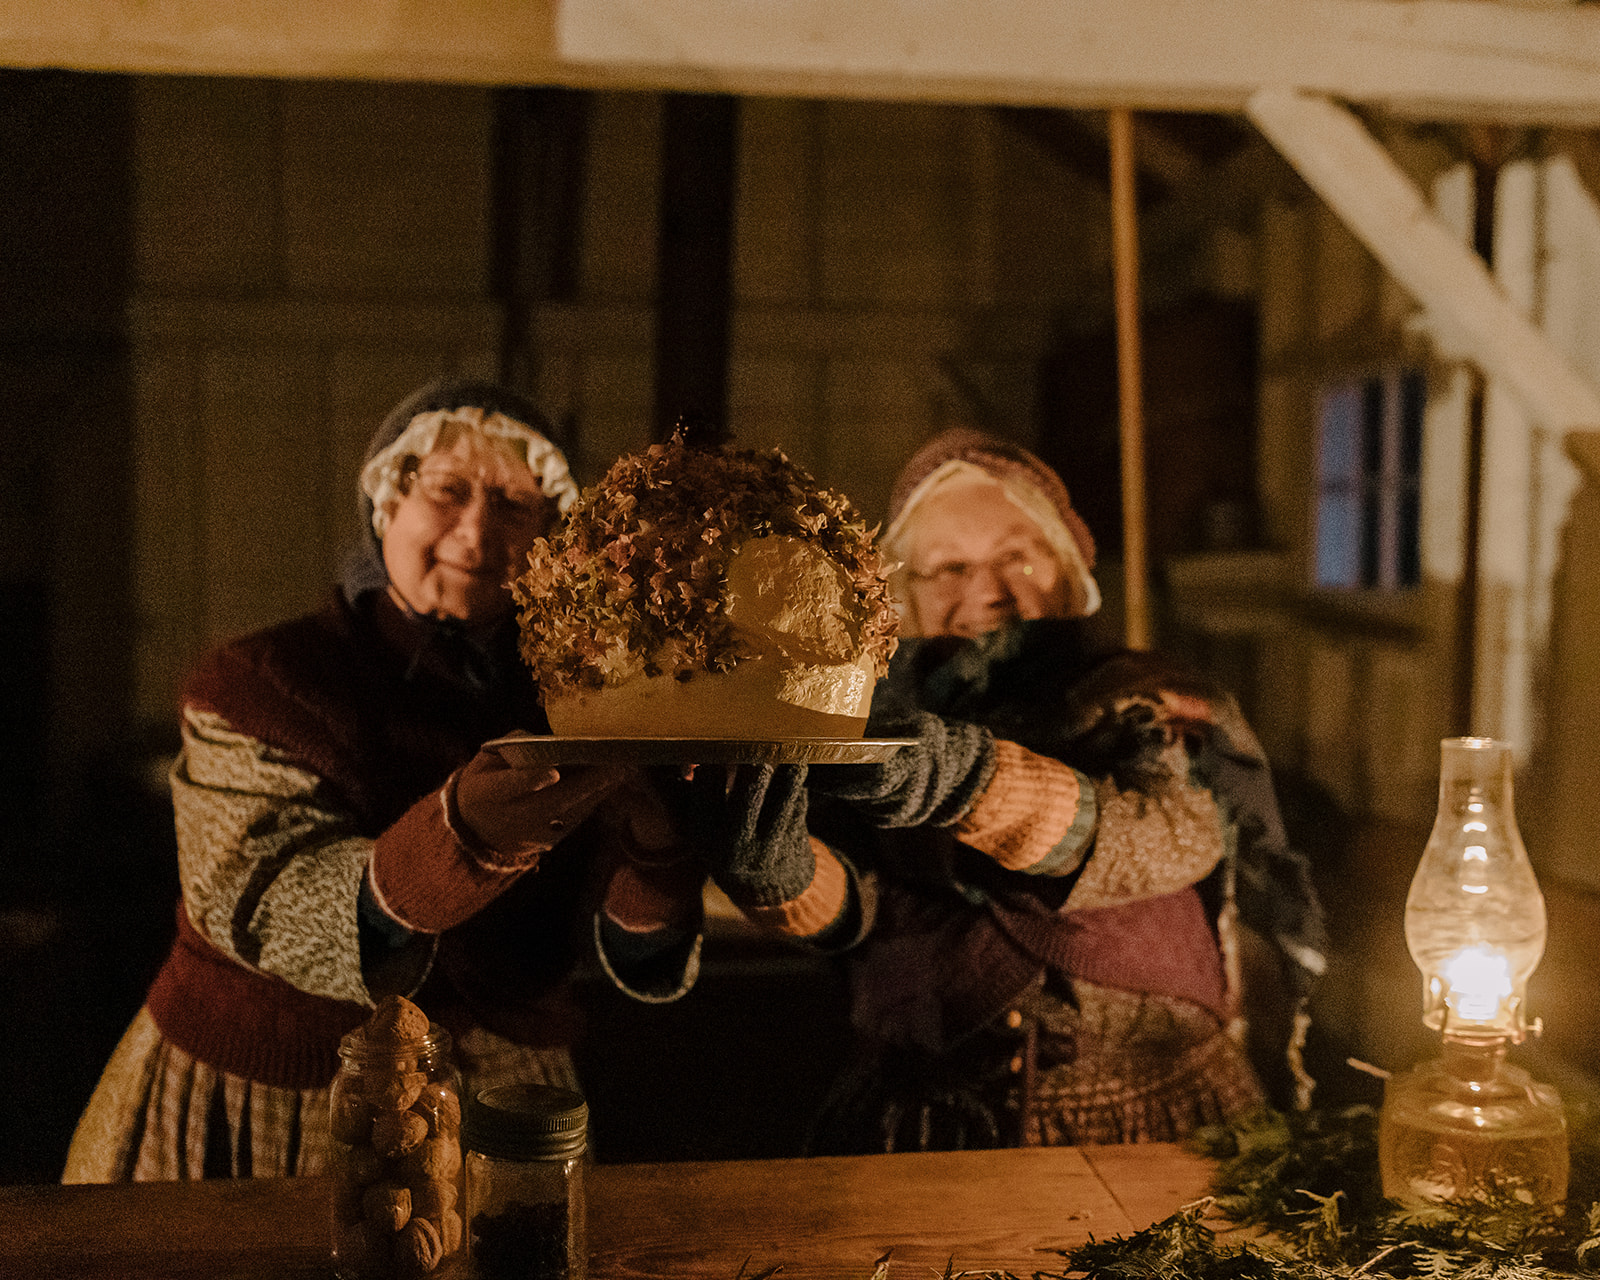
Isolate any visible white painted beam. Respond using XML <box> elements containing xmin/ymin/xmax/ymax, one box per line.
<box><xmin>555</xmin><ymin>0</ymin><xmax>1600</xmax><ymax>126</ymax></box>
<box><xmin>1246</xmin><ymin>88</ymin><xmax>1600</xmax><ymax>432</ymax></box>
<box><xmin>4</xmin><ymin>0</ymin><xmax>1600</xmax><ymax>126</ymax></box>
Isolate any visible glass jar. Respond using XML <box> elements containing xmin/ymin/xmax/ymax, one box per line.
<box><xmin>464</xmin><ymin>1084</ymin><xmax>589</xmax><ymax>1280</ymax></box>
<box><xmin>330</xmin><ymin>1022</ymin><xmax>465</xmax><ymax>1279</ymax></box>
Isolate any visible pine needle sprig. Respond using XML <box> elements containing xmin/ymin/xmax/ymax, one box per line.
<box><xmin>1033</xmin><ymin>1198</ymin><xmax>1293</xmax><ymax>1279</ymax></box>
<box><xmin>1188</xmin><ymin>1104</ymin><xmax>1389</xmax><ymax>1258</ymax></box>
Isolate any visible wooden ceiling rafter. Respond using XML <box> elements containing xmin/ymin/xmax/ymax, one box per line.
<box><xmin>4</xmin><ymin>1</ymin><xmax>1600</xmax><ymax>127</ymax></box>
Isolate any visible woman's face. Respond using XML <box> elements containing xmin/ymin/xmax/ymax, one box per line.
<box><xmin>902</xmin><ymin>481</ymin><xmax>1073</xmax><ymax>639</ymax></box>
<box><xmin>381</xmin><ymin>431</ymin><xmax>558</xmax><ymax>623</ymax></box>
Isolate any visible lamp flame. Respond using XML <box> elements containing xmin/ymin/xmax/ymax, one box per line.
<box><xmin>1440</xmin><ymin>945</ymin><xmax>1513</xmax><ymax>1023</ymax></box>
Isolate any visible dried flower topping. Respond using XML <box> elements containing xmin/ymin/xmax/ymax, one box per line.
<box><xmin>513</xmin><ymin>434</ymin><xmax>898</xmax><ymax>698</ymax></box>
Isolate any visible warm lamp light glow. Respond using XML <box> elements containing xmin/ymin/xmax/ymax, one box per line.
<box><xmin>1439</xmin><ymin>945</ymin><xmax>1512</xmax><ymax>1023</ymax></box>
<box><xmin>1403</xmin><ymin>737</ymin><xmax>1546</xmax><ymax>1041</ymax></box>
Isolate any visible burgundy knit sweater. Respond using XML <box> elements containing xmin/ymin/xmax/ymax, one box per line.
<box><xmin>145</xmin><ymin>591</ymin><xmax>586</xmax><ymax>1090</ymax></box>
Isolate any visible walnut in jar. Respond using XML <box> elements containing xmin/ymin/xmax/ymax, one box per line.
<box><xmin>331</xmin><ymin>996</ymin><xmax>464</xmax><ymax>1279</ymax></box>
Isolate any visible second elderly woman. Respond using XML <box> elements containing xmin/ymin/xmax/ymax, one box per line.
<box><xmin>796</xmin><ymin>428</ymin><xmax>1327</xmax><ymax>1152</ymax></box>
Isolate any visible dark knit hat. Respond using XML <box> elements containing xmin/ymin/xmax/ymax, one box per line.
<box><xmin>886</xmin><ymin>427</ymin><xmax>1096</xmax><ymax>571</ymax></box>
<box><xmin>340</xmin><ymin>377</ymin><xmax>571</xmax><ymax>605</ymax></box>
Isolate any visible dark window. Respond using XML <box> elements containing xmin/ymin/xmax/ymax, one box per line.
<box><xmin>1314</xmin><ymin>368</ymin><xmax>1424</xmax><ymax>590</ymax></box>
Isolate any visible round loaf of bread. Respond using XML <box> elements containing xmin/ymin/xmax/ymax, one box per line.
<box><xmin>513</xmin><ymin>436</ymin><xmax>898</xmax><ymax>739</ymax></box>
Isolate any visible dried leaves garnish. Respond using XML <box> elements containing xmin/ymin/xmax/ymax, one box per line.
<box><xmin>513</xmin><ymin>433</ymin><xmax>899</xmax><ymax>696</ymax></box>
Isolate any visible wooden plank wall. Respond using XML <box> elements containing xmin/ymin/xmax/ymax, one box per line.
<box><xmin>126</xmin><ymin>81</ymin><xmax>1133</xmax><ymax>728</ymax></box>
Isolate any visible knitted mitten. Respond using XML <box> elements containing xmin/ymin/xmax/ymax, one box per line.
<box><xmin>369</xmin><ymin>750</ymin><xmax>625</xmax><ymax>934</ymax></box>
<box><xmin>809</xmin><ymin>708</ymin><xmax>997</xmax><ymax>828</ymax></box>
<box><xmin>597</xmin><ymin>778</ymin><xmax>705</xmax><ymax>935</ymax></box>
<box><xmin>675</xmin><ymin>764</ymin><xmax>850</xmax><ymax>939</ymax></box>
<box><xmin>685</xmin><ymin>764</ymin><xmax>814</xmax><ymax>907</ymax></box>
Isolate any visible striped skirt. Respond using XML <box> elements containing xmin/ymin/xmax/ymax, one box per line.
<box><xmin>62</xmin><ymin>1006</ymin><xmax>578</xmax><ymax>1183</ymax></box>
<box><xmin>809</xmin><ymin>974</ymin><xmax>1263</xmax><ymax>1154</ymax></box>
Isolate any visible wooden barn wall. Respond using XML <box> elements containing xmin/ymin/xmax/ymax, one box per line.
<box><xmin>1168</xmin><ymin>129</ymin><xmax>1466</xmax><ymax>832</ymax></box>
<box><xmin>1191</xmin><ymin>131</ymin><xmax>1600</xmax><ymax>1088</ymax></box>
<box><xmin>128</xmin><ymin>80</ymin><xmax>1174</xmax><ymax>730</ymax></box>
<box><xmin>116</xmin><ymin>88</ymin><xmax>1600</xmax><ymax>843</ymax></box>
<box><xmin>129</xmin><ymin>77</ymin><xmax>505</xmax><ymax>727</ymax></box>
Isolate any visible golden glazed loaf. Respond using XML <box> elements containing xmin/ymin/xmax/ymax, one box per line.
<box><xmin>514</xmin><ymin>438</ymin><xmax>897</xmax><ymax>739</ymax></box>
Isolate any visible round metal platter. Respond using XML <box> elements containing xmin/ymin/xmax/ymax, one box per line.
<box><xmin>484</xmin><ymin>734</ymin><xmax>916</xmax><ymax>766</ymax></box>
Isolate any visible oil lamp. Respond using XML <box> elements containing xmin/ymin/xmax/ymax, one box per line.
<box><xmin>1378</xmin><ymin>737</ymin><xmax>1568</xmax><ymax>1210</ymax></box>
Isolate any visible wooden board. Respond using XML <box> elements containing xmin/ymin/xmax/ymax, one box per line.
<box><xmin>1</xmin><ymin>1145</ymin><xmax>1219</xmax><ymax>1280</ymax></box>
<box><xmin>6</xmin><ymin>1</ymin><xmax>1600</xmax><ymax>125</ymax></box>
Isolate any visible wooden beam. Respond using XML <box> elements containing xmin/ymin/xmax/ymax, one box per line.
<box><xmin>556</xmin><ymin>0</ymin><xmax>1600</xmax><ymax>127</ymax></box>
<box><xmin>1245</xmin><ymin>88</ymin><xmax>1600</xmax><ymax>432</ymax></box>
<box><xmin>2</xmin><ymin>1</ymin><xmax>1600</xmax><ymax>126</ymax></box>
<box><xmin>0</xmin><ymin>0</ymin><xmax>573</xmax><ymax>86</ymax></box>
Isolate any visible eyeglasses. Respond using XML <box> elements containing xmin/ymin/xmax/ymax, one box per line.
<box><xmin>907</xmin><ymin>546</ymin><xmax>1060</xmax><ymax>597</ymax></box>
<box><xmin>408</xmin><ymin>464</ymin><xmax>553</xmax><ymax>533</ymax></box>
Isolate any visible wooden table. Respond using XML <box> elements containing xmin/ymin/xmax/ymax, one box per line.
<box><xmin>0</xmin><ymin>1144</ymin><xmax>1217</xmax><ymax>1279</ymax></box>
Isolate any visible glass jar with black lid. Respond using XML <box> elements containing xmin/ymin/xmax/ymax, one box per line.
<box><xmin>463</xmin><ymin>1083</ymin><xmax>588</xmax><ymax>1280</ymax></box>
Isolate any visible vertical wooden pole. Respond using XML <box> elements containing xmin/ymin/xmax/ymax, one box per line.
<box><xmin>1452</xmin><ymin>128</ymin><xmax>1503</xmax><ymax>738</ymax></box>
<box><xmin>1109</xmin><ymin>108</ymin><xmax>1152</xmax><ymax>651</ymax></box>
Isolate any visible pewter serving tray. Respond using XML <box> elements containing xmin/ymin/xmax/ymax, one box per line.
<box><xmin>484</xmin><ymin>734</ymin><xmax>915</xmax><ymax>766</ymax></box>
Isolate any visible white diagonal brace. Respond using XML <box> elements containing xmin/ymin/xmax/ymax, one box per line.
<box><xmin>1245</xmin><ymin>87</ymin><xmax>1600</xmax><ymax>432</ymax></box>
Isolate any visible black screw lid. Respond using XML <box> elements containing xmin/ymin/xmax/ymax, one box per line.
<box><xmin>464</xmin><ymin>1084</ymin><xmax>588</xmax><ymax>1161</ymax></box>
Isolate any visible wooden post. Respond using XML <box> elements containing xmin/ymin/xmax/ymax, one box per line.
<box><xmin>1109</xmin><ymin>107</ymin><xmax>1152</xmax><ymax>651</ymax></box>
<box><xmin>1453</xmin><ymin>131</ymin><xmax>1503</xmax><ymax>739</ymax></box>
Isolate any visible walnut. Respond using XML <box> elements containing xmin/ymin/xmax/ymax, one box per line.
<box><xmin>429</xmin><ymin>1207</ymin><xmax>463</xmax><ymax>1255</ymax></box>
<box><xmin>366</xmin><ymin>1069</ymin><xmax>427</xmax><ymax>1112</ymax></box>
<box><xmin>409</xmin><ymin>1177</ymin><xmax>458</xmax><ymax>1218</ymax></box>
<box><xmin>393</xmin><ymin>1216</ymin><xmax>444</xmax><ymax>1277</ymax></box>
<box><xmin>366</xmin><ymin>995</ymin><xmax>431</xmax><ymax>1044</ymax></box>
<box><xmin>399</xmin><ymin>1135</ymin><xmax>461</xmax><ymax>1184</ymax></box>
<box><xmin>361</xmin><ymin>1183</ymin><xmax>412</xmax><ymax>1233</ymax></box>
<box><xmin>411</xmin><ymin>1083</ymin><xmax>460</xmax><ymax>1137</ymax></box>
<box><xmin>371</xmin><ymin>1110</ymin><xmax>429</xmax><ymax>1159</ymax></box>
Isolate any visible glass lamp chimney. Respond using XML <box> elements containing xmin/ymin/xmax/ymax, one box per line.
<box><xmin>1404</xmin><ymin>737</ymin><xmax>1546</xmax><ymax>1043</ymax></box>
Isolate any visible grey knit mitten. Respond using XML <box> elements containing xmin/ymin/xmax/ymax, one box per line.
<box><xmin>685</xmin><ymin>764</ymin><xmax>816</xmax><ymax>909</ymax></box>
<box><xmin>808</xmin><ymin>708</ymin><xmax>997</xmax><ymax>828</ymax></box>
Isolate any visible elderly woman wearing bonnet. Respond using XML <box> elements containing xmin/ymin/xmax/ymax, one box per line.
<box><xmin>802</xmin><ymin>427</ymin><xmax>1326</xmax><ymax>1152</ymax></box>
<box><xmin>63</xmin><ymin>377</ymin><xmax>702</xmax><ymax>1182</ymax></box>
